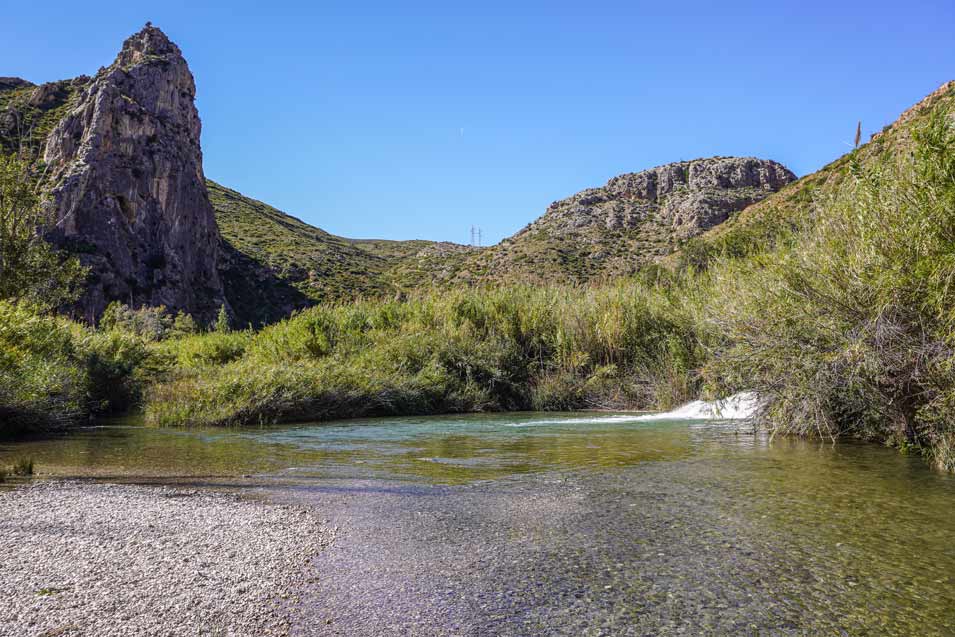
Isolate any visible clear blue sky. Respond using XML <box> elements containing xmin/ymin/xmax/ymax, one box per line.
<box><xmin>5</xmin><ymin>1</ymin><xmax>954</xmax><ymax>244</ymax></box>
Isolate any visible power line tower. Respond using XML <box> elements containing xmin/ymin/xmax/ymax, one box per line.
<box><xmin>477</xmin><ymin>227</ymin><xmax>482</xmax><ymax>247</ymax></box>
<box><xmin>469</xmin><ymin>226</ymin><xmax>483</xmax><ymax>247</ymax></box>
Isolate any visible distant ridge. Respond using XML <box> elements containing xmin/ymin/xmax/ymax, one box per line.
<box><xmin>3</xmin><ymin>23</ymin><xmax>950</xmax><ymax>326</ymax></box>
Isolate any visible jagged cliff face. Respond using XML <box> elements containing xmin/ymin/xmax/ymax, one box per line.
<box><xmin>42</xmin><ymin>25</ymin><xmax>226</xmax><ymax>322</ymax></box>
<box><xmin>437</xmin><ymin>157</ymin><xmax>795</xmax><ymax>284</ymax></box>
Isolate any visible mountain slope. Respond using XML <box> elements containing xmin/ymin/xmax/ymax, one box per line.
<box><xmin>212</xmin><ymin>156</ymin><xmax>795</xmax><ymax>300</ymax></box>
<box><xmin>676</xmin><ymin>81</ymin><xmax>955</xmax><ymax>266</ymax></box>
<box><xmin>0</xmin><ymin>76</ymin><xmax>88</xmax><ymax>155</ymax></box>
<box><xmin>208</xmin><ymin>180</ymin><xmax>477</xmax><ymax>323</ymax></box>
<box><xmin>424</xmin><ymin>157</ymin><xmax>794</xmax><ymax>286</ymax></box>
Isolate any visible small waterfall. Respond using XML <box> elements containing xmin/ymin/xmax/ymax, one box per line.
<box><xmin>634</xmin><ymin>391</ymin><xmax>760</xmax><ymax>421</ymax></box>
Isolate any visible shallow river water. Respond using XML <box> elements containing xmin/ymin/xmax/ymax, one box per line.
<box><xmin>3</xmin><ymin>412</ymin><xmax>955</xmax><ymax>635</ymax></box>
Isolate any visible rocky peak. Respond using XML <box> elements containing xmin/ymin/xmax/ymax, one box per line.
<box><xmin>42</xmin><ymin>24</ymin><xmax>226</xmax><ymax>323</ymax></box>
<box><xmin>529</xmin><ymin>156</ymin><xmax>795</xmax><ymax>239</ymax></box>
<box><xmin>459</xmin><ymin>156</ymin><xmax>795</xmax><ymax>286</ymax></box>
<box><xmin>115</xmin><ymin>23</ymin><xmax>180</xmax><ymax>67</ymax></box>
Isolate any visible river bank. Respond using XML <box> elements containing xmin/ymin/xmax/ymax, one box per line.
<box><xmin>0</xmin><ymin>481</ymin><xmax>330</xmax><ymax>637</ymax></box>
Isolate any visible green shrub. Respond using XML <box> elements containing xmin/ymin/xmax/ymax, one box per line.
<box><xmin>706</xmin><ymin>109</ymin><xmax>955</xmax><ymax>469</ymax></box>
<box><xmin>155</xmin><ymin>330</ymin><xmax>253</xmax><ymax>370</ymax></box>
<box><xmin>11</xmin><ymin>457</ymin><xmax>33</xmax><ymax>476</ymax></box>
<box><xmin>100</xmin><ymin>302</ymin><xmax>176</xmax><ymax>341</ymax></box>
<box><xmin>0</xmin><ymin>154</ymin><xmax>87</xmax><ymax>310</ymax></box>
<box><xmin>0</xmin><ymin>301</ymin><xmax>152</xmax><ymax>435</ymax></box>
<box><xmin>145</xmin><ymin>280</ymin><xmax>708</xmax><ymax>427</ymax></box>
<box><xmin>82</xmin><ymin>329</ymin><xmax>152</xmax><ymax>413</ymax></box>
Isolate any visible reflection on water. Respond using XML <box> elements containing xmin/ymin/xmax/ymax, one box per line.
<box><xmin>0</xmin><ymin>412</ymin><xmax>709</xmax><ymax>482</ymax></box>
<box><xmin>0</xmin><ymin>412</ymin><xmax>950</xmax><ymax>488</ymax></box>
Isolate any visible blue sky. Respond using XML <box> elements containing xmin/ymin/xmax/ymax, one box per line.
<box><xmin>5</xmin><ymin>1</ymin><xmax>954</xmax><ymax>244</ymax></box>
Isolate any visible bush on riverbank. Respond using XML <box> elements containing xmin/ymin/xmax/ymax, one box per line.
<box><xmin>705</xmin><ymin>109</ymin><xmax>955</xmax><ymax>470</ymax></box>
<box><xmin>144</xmin><ymin>282</ymin><xmax>708</xmax><ymax>427</ymax></box>
<box><xmin>0</xmin><ymin>301</ymin><xmax>151</xmax><ymax>436</ymax></box>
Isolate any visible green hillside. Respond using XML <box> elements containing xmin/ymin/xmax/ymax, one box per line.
<box><xmin>396</xmin><ymin>157</ymin><xmax>795</xmax><ymax>287</ymax></box>
<box><xmin>0</xmin><ymin>77</ymin><xmax>87</xmax><ymax>155</ymax></box>
<box><xmin>673</xmin><ymin>81</ymin><xmax>955</xmax><ymax>268</ymax></box>
<box><xmin>207</xmin><ymin>180</ymin><xmax>477</xmax><ymax>323</ymax></box>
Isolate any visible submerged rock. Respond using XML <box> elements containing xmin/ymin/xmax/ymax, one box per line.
<box><xmin>43</xmin><ymin>24</ymin><xmax>227</xmax><ymax>323</ymax></box>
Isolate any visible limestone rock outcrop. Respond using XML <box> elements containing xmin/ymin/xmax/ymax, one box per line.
<box><xmin>528</xmin><ymin>157</ymin><xmax>795</xmax><ymax>240</ymax></box>
<box><xmin>42</xmin><ymin>24</ymin><xmax>226</xmax><ymax>322</ymax></box>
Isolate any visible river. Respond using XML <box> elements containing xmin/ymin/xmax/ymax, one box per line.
<box><xmin>2</xmin><ymin>411</ymin><xmax>954</xmax><ymax>635</ymax></box>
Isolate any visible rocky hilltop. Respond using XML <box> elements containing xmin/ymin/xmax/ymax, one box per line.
<box><xmin>2</xmin><ymin>24</ymin><xmax>474</xmax><ymax>325</ymax></box>
<box><xmin>433</xmin><ymin>157</ymin><xmax>795</xmax><ymax>285</ymax></box>
<box><xmin>41</xmin><ymin>25</ymin><xmax>227</xmax><ymax>322</ymax></box>
<box><xmin>527</xmin><ymin>157</ymin><xmax>794</xmax><ymax>238</ymax></box>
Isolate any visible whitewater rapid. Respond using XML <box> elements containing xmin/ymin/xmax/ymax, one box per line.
<box><xmin>633</xmin><ymin>391</ymin><xmax>760</xmax><ymax>421</ymax></box>
<box><xmin>501</xmin><ymin>391</ymin><xmax>761</xmax><ymax>428</ymax></box>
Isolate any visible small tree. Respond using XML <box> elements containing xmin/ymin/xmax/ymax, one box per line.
<box><xmin>172</xmin><ymin>311</ymin><xmax>198</xmax><ymax>337</ymax></box>
<box><xmin>99</xmin><ymin>301</ymin><xmax>126</xmax><ymax>331</ymax></box>
<box><xmin>215</xmin><ymin>304</ymin><xmax>230</xmax><ymax>333</ymax></box>
<box><xmin>0</xmin><ymin>154</ymin><xmax>85</xmax><ymax>309</ymax></box>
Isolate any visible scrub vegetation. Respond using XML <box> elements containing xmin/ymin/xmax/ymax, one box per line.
<box><xmin>144</xmin><ymin>279</ymin><xmax>705</xmax><ymax>428</ymax></box>
<box><xmin>706</xmin><ymin>109</ymin><xmax>955</xmax><ymax>470</ymax></box>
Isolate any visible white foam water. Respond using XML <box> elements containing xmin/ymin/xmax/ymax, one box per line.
<box><xmin>505</xmin><ymin>415</ymin><xmax>657</xmax><ymax>428</ymax></box>
<box><xmin>633</xmin><ymin>391</ymin><xmax>760</xmax><ymax>422</ymax></box>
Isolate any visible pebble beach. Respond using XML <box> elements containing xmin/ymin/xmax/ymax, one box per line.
<box><xmin>0</xmin><ymin>481</ymin><xmax>329</xmax><ymax>637</ymax></box>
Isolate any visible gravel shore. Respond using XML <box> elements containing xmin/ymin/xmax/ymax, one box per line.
<box><xmin>0</xmin><ymin>481</ymin><xmax>329</xmax><ymax>637</ymax></box>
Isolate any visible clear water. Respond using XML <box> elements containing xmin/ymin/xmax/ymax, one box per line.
<box><xmin>3</xmin><ymin>412</ymin><xmax>955</xmax><ymax>633</ymax></box>
<box><xmin>0</xmin><ymin>411</ymin><xmax>951</xmax><ymax>487</ymax></box>
<box><xmin>0</xmin><ymin>412</ymin><xmax>722</xmax><ymax>482</ymax></box>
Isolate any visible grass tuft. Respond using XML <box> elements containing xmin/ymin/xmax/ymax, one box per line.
<box><xmin>11</xmin><ymin>457</ymin><xmax>33</xmax><ymax>476</ymax></box>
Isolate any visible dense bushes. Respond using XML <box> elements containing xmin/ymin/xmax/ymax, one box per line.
<box><xmin>100</xmin><ymin>302</ymin><xmax>201</xmax><ymax>341</ymax></box>
<box><xmin>0</xmin><ymin>154</ymin><xmax>87</xmax><ymax>311</ymax></box>
<box><xmin>144</xmin><ymin>282</ymin><xmax>706</xmax><ymax>427</ymax></box>
<box><xmin>705</xmin><ymin>110</ymin><xmax>955</xmax><ymax>470</ymax></box>
<box><xmin>0</xmin><ymin>301</ymin><xmax>150</xmax><ymax>436</ymax></box>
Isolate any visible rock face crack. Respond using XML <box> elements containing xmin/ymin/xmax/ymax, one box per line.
<box><xmin>43</xmin><ymin>24</ymin><xmax>227</xmax><ymax>322</ymax></box>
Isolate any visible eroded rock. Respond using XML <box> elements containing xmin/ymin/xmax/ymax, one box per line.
<box><xmin>43</xmin><ymin>25</ymin><xmax>227</xmax><ymax>323</ymax></box>
<box><xmin>532</xmin><ymin>157</ymin><xmax>795</xmax><ymax>238</ymax></box>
